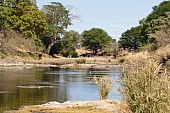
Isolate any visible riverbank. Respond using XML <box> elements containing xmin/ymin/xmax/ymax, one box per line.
<box><xmin>4</xmin><ymin>100</ymin><xmax>130</xmax><ymax>113</ymax></box>
<box><xmin>0</xmin><ymin>57</ymin><xmax>119</xmax><ymax>68</ymax></box>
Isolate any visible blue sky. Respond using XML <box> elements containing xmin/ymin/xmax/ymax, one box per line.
<box><xmin>36</xmin><ymin>0</ymin><xmax>164</xmax><ymax>40</ymax></box>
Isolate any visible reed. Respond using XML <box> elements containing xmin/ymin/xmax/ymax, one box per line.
<box><xmin>93</xmin><ymin>76</ymin><xmax>112</xmax><ymax>100</ymax></box>
<box><xmin>121</xmin><ymin>59</ymin><xmax>170</xmax><ymax>113</ymax></box>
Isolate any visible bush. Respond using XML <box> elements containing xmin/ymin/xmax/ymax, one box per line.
<box><xmin>93</xmin><ymin>76</ymin><xmax>112</xmax><ymax>100</ymax></box>
<box><xmin>118</xmin><ymin>57</ymin><xmax>125</xmax><ymax>63</ymax></box>
<box><xmin>70</xmin><ymin>51</ymin><xmax>78</xmax><ymax>58</ymax></box>
<box><xmin>16</xmin><ymin>52</ymin><xmax>42</xmax><ymax>60</ymax></box>
<box><xmin>62</xmin><ymin>50</ymin><xmax>78</xmax><ymax>58</ymax></box>
<box><xmin>166</xmin><ymin>59</ymin><xmax>170</xmax><ymax>70</ymax></box>
<box><xmin>121</xmin><ymin>59</ymin><xmax>170</xmax><ymax>113</ymax></box>
<box><xmin>76</xmin><ymin>58</ymin><xmax>86</xmax><ymax>64</ymax></box>
<box><xmin>0</xmin><ymin>52</ymin><xmax>5</xmax><ymax>59</ymax></box>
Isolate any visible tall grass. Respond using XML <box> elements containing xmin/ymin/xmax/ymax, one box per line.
<box><xmin>121</xmin><ymin>59</ymin><xmax>170</xmax><ymax>113</ymax></box>
<box><xmin>93</xmin><ymin>76</ymin><xmax>112</xmax><ymax>100</ymax></box>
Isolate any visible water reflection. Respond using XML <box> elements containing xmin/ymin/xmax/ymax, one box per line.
<box><xmin>0</xmin><ymin>66</ymin><xmax>121</xmax><ymax>112</ymax></box>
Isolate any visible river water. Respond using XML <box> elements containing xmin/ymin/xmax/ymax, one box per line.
<box><xmin>0</xmin><ymin>66</ymin><xmax>122</xmax><ymax>112</ymax></box>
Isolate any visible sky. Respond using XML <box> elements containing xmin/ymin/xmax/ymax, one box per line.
<box><xmin>36</xmin><ymin>0</ymin><xmax>164</xmax><ymax>40</ymax></box>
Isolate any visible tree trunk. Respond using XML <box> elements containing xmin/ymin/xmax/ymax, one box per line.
<box><xmin>47</xmin><ymin>43</ymin><xmax>54</xmax><ymax>55</ymax></box>
<box><xmin>47</xmin><ymin>37</ymin><xmax>60</xmax><ymax>55</ymax></box>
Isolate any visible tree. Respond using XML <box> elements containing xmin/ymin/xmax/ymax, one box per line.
<box><xmin>82</xmin><ymin>28</ymin><xmax>112</xmax><ymax>54</ymax></box>
<box><xmin>60</xmin><ymin>31</ymin><xmax>81</xmax><ymax>58</ymax></box>
<box><xmin>42</xmin><ymin>2</ymin><xmax>71</xmax><ymax>55</ymax></box>
<box><xmin>149</xmin><ymin>12</ymin><xmax>170</xmax><ymax>47</ymax></box>
<box><xmin>49</xmin><ymin>30</ymin><xmax>81</xmax><ymax>57</ymax></box>
<box><xmin>146</xmin><ymin>1</ymin><xmax>170</xmax><ymax>22</ymax></box>
<box><xmin>118</xmin><ymin>1</ymin><xmax>170</xmax><ymax>52</ymax></box>
<box><xmin>118</xmin><ymin>26</ymin><xmax>143</xmax><ymax>51</ymax></box>
<box><xmin>103</xmin><ymin>39</ymin><xmax>118</xmax><ymax>58</ymax></box>
<box><xmin>0</xmin><ymin>0</ymin><xmax>48</xmax><ymax>38</ymax></box>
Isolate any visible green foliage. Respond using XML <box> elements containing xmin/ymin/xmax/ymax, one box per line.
<box><xmin>0</xmin><ymin>0</ymin><xmax>48</xmax><ymax>38</ymax></box>
<box><xmin>60</xmin><ymin>31</ymin><xmax>80</xmax><ymax>57</ymax></box>
<box><xmin>76</xmin><ymin>58</ymin><xmax>86</xmax><ymax>64</ymax></box>
<box><xmin>118</xmin><ymin>26</ymin><xmax>144</xmax><ymax>51</ymax></box>
<box><xmin>118</xmin><ymin>57</ymin><xmax>125</xmax><ymax>63</ymax></box>
<box><xmin>43</xmin><ymin>2</ymin><xmax>72</xmax><ymax>55</ymax></box>
<box><xmin>16</xmin><ymin>52</ymin><xmax>42</xmax><ymax>60</ymax></box>
<box><xmin>121</xmin><ymin>59</ymin><xmax>170</xmax><ymax>113</ymax></box>
<box><xmin>148</xmin><ymin>12</ymin><xmax>170</xmax><ymax>47</ymax></box>
<box><xmin>82</xmin><ymin>28</ymin><xmax>112</xmax><ymax>54</ymax></box>
<box><xmin>119</xmin><ymin>1</ymin><xmax>170</xmax><ymax>52</ymax></box>
<box><xmin>0</xmin><ymin>52</ymin><xmax>5</xmax><ymax>59</ymax></box>
<box><xmin>166</xmin><ymin>59</ymin><xmax>170</xmax><ymax>70</ymax></box>
<box><xmin>146</xmin><ymin>1</ymin><xmax>170</xmax><ymax>22</ymax></box>
<box><xmin>62</xmin><ymin>50</ymin><xmax>78</xmax><ymax>58</ymax></box>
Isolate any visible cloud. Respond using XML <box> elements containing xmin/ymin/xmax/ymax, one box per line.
<box><xmin>110</xmin><ymin>21</ymin><xmax>123</xmax><ymax>28</ymax></box>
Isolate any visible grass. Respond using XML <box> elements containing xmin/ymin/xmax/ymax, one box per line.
<box><xmin>121</xmin><ymin>59</ymin><xmax>170</xmax><ymax>113</ymax></box>
<box><xmin>93</xmin><ymin>76</ymin><xmax>112</xmax><ymax>100</ymax></box>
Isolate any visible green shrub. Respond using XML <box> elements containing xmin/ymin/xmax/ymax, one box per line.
<box><xmin>93</xmin><ymin>76</ymin><xmax>112</xmax><ymax>100</ymax></box>
<box><xmin>166</xmin><ymin>59</ymin><xmax>170</xmax><ymax>70</ymax></box>
<box><xmin>118</xmin><ymin>57</ymin><xmax>125</xmax><ymax>63</ymax></box>
<box><xmin>62</xmin><ymin>50</ymin><xmax>78</xmax><ymax>58</ymax></box>
<box><xmin>0</xmin><ymin>52</ymin><xmax>5</xmax><ymax>59</ymax></box>
<box><xmin>16</xmin><ymin>52</ymin><xmax>42</xmax><ymax>60</ymax></box>
<box><xmin>76</xmin><ymin>58</ymin><xmax>86</xmax><ymax>64</ymax></box>
<box><xmin>121</xmin><ymin>59</ymin><xmax>170</xmax><ymax>113</ymax></box>
<box><xmin>70</xmin><ymin>51</ymin><xmax>78</xmax><ymax>58</ymax></box>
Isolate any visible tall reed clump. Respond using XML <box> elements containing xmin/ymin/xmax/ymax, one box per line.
<box><xmin>93</xmin><ymin>76</ymin><xmax>112</xmax><ymax>100</ymax></box>
<box><xmin>121</xmin><ymin>59</ymin><xmax>170</xmax><ymax>113</ymax></box>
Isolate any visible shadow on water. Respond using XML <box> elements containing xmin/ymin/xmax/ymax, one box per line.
<box><xmin>0</xmin><ymin>66</ymin><xmax>122</xmax><ymax>112</ymax></box>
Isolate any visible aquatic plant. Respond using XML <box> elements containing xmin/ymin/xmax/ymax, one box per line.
<box><xmin>93</xmin><ymin>76</ymin><xmax>112</xmax><ymax>100</ymax></box>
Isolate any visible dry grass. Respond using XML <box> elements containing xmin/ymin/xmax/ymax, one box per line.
<box><xmin>124</xmin><ymin>51</ymin><xmax>150</xmax><ymax>64</ymax></box>
<box><xmin>0</xmin><ymin>30</ymin><xmax>43</xmax><ymax>56</ymax></box>
<box><xmin>153</xmin><ymin>45</ymin><xmax>170</xmax><ymax>61</ymax></box>
<box><xmin>93</xmin><ymin>76</ymin><xmax>112</xmax><ymax>100</ymax></box>
<box><xmin>121</xmin><ymin>59</ymin><xmax>170</xmax><ymax>113</ymax></box>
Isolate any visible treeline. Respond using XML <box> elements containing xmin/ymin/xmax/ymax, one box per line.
<box><xmin>0</xmin><ymin>0</ymin><xmax>169</xmax><ymax>59</ymax></box>
<box><xmin>0</xmin><ymin>0</ymin><xmax>117</xmax><ymax>58</ymax></box>
<box><xmin>118</xmin><ymin>1</ymin><xmax>170</xmax><ymax>52</ymax></box>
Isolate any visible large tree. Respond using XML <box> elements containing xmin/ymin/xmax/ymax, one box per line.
<box><xmin>118</xmin><ymin>1</ymin><xmax>170</xmax><ymax>52</ymax></box>
<box><xmin>82</xmin><ymin>28</ymin><xmax>112</xmax><ymax>54</ymax></box>
<box><xmin>49</xmin><ymin>30</ymin><xmax>81</xmax><ymax>57</ymax></box>
<box><xmin>42</xmin><ymin>2</ymin><xmax>71</xmax><ymax>55</ymax></box>
<box><xmin>0</xmin><ymin>0</ymin><xmax>48</xmax><ymax>38</ymax></box>
<box><xmin>118</xmin><ymin>26</ymin><xmax>144</xmax><ymax>51</ymax></box>
<box><xmin>148</xmin><ymin>12</ymin><xmax>170</xmax><ymax>47</ymax></box>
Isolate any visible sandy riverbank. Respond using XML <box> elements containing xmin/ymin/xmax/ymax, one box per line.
<box><xmin>4</xmin><ymin>100</ymin><xmax>130</xmax><ymax>113</ymax></box>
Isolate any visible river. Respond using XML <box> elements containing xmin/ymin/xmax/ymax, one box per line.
<box><xmin>0</xmin><ymin>66</ymin><xmax>121</xmax><ymax>112</ymax></box>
